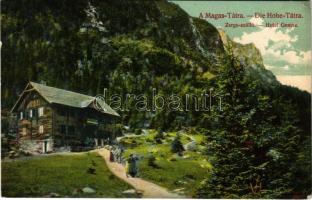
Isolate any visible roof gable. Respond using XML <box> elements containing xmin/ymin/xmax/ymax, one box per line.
<box><xmin>11</xmin><ymin>82</ymin><xmax>119</xmax><ymax>117</ymax></box>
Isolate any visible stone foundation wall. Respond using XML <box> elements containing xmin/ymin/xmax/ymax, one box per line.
<box><xmin>19</xmin><ymin>138</ymin><xmax>53</xmax><ymax>154</ymax></box>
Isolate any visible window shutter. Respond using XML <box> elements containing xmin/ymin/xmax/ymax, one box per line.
<box><xmin>29</xmin><ymin>109</ymin><xmax>33</xmax><ymax>118</ymax></box>
<box><xmin>39</xmin><ymin>107</ymin><xmax>44</xmax><ymax>117</ymax></box>
<box><xmin>39</xmin><ymin>125</ymin><xmax>44</xmax><ymax>134</ymax></box>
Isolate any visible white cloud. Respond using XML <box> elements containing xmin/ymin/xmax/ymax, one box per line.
<box><xmin>266</xmin><ymin>49</ymin><xmax>311</xmax><ymax>66</ymax></box>
<box><xmin>249</xmin><ymin>17</ymin><xmax>264</xmax><ymax>26</ymax></box>
<box><xmin>233</xmin><ymin>17</ymin><xmax>311</xmax><ymax>72</ymax></box>
<box><xmin>302</xmin><ymin>51</ymin><xmax>312</xmax><ymax>64</ymax></box>
<box><xmin>283</xmin><ymin>65</ymin><xmax>290</xmax><ymax>71</ymax></box>
<box><xmin>265</xmin><ymin>64</ymin><xmax>275</xmax><ymax>69</ymax></box>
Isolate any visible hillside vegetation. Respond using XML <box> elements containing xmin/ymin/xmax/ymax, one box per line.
<box><xmin>119</xmin><ymin>129</ymin><xmax>208</xmax><ymax>197</ymax></box>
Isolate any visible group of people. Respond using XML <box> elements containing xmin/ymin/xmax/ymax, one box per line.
<box><xmin>109</xmin><ymin>145</ymin><xmax>124</xmax><ymax>163</ymax></box>
<box><xmin>109</xmin><ymin>145</ymin><xmax>138</xmax><ymax>177</ymax></box>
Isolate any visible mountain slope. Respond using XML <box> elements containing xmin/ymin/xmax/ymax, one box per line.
<box><xmin>219</xmin><ymin>29</ymin><xmax>278</xmax><ymax>87</ymax></box>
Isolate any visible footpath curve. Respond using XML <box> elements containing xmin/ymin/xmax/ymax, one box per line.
<box><xmin>96</xmin><ymin>148</ymin><xmax>184</xmax><ymax>198</ymax></box>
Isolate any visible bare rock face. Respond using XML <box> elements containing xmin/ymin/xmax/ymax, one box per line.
<box><xmin>218</xmin><ymin>29</ymin><xmax>278</xmax><ymax>87</ymax></box>
<box><xmin>72</xmin><ymin>188</ymin><xmax>83</xmax><ymax>195</ymax></box>
<box><xmin>44</xmin><ymin>192</ymin><xmax>60</xmax><ymax>197</ymax></box>
<box><xmin>122</xmin><ymin>189</ymin><xmax>137</xmax><ymax>194</ymax></box>
<box><xmin>185</xmin><ymin>141</ymin><xmax>197</xmax><ymax>151</ymax></box>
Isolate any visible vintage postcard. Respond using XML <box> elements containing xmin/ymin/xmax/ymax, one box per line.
<box><xmin>1</xmin><ymin>0</ymin><xmax>311</xmax><ymax>199</ymax></box>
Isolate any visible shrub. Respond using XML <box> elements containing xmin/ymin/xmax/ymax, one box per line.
<box><xmin>134</xmin><ymin>129</ymin><xmax>142</xmax><ymax>135</ymax></box>
<box><xmin>171</xmin><ymin>134</ymin><xmax>184</xmax><ymax>155</ymax></box>
<box><xmin>188</xmin><ymin>127</ymin><xmax>198</xmax><ymax>135</ymax></box>
<box><xmin>145</xmin><ymin>138</ymin><xmax>153</xmax><ymax>143</ymax></box>
<box><xmin>147</xmin><ymin>154</ymin><xmax>157</xmax><ymax>167</ymax></box>
<box><xmin>86</xmin><ymin>167</ymin><xmax>96</xmax><ymax>174</ymax></box>
<box><xmin>154</xmin><ymin>131</ymin><xmax>164</xmax><ymax>144</ymax></box>
<box><xmin>168</xmin><ymin>155</ymin><xmax>177</xmax><ymax>161</ymax></box>
<box><xmin>115</xmin><ymin>123</ymin><xmax>124</xmax><ymax>136</ymax></box>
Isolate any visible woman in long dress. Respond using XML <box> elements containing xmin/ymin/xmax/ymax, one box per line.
<box><xmin>127</xmin><ymin>154</ymin><xmax>138</xmax><ymax>177</ymax></box>
<box><xmin>125</xmin><ymin>161</ymin><xmax>130</xmax><ymax>177</ymax></box>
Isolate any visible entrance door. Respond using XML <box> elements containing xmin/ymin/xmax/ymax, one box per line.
<box><xmin>42</xmin><ymin>141</ymin><xmax>48</xmax><ymax>153</ymax></box>
<box><xmin>44</xmin><ymin>141</ymin><xmax>48</xmax><ymax>153</ymax></box>
<box><xmin>82</xmin><ymin>125</ymin><xmax>98</xmax><ymax>147</ymax></box>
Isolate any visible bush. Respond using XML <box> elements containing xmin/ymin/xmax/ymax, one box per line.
<box><xmin>168</xmin><ymin>155</ymin><xmax>177</xmax><ymax>161</ymax></box>
<box><xmin>154</xmin><ymin>131</ymin><xmax>164</xmax><ymax>144</ymax></box>
<box><xmin>147</xmin><ymin>154</ymin><xmax>157</xmax><ymax>167</ymax></box>
<box><xmin>115</xmin><ymin>123</ymin><xmax>124</xmax><ymax>136</ymax></box>
<box><xmin>1</xmin><ymin>117</ymin><xmax>9</xmax><ymax>134</ymax></box>
<box><xmin>187</xmin><ymin>127</ymin><xmax>200</xmax><ymax>135</ymax></box>
<box><xmin>134</xmin><ymin>129</ymin><xmax>142</xmax><ymax>135</ymax></box>
<box><xmin>86</xmin><ymin>167</ymin><xmax>96</xmax><ymax>174</ymax></box>
<box><xmin>171</xmin><ymin>134</ymin><xmax>184</xmax><ymax>155</ymax></box>
<box><xmin>145</xmin><ymin>138</ymin><xmax>153</xmax><ymax>143</ymax></box>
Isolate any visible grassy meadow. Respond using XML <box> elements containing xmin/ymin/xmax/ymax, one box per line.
<box><xmin>120</xmin><ymin>130</ymin><xmax>211</xmax><ymax>197</ymax></box>
<box><xmin>1</xmin><ymin>152</ymin><xmax>133</xmax><ymax>197</ymax></box>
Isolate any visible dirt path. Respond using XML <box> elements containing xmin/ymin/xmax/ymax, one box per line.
<box><xmin>96</xmin><ymin>148</ymin><xmax>184</xmax><ymax>198</ymax></box>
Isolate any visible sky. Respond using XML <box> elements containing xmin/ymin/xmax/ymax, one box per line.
<box><xmin>172</xmin><ymin>1</ymin><xmax>311</xmax><ymax>76</ymax></box>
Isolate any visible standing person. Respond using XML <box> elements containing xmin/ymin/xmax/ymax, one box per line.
<box><xmin>127</xmin><ymin>154</ymin><xmax>135</xmax><ymax>177</ymax></box>
<box><xmin>112</xmin><ymin>146</ymin><xmax>118</xmax><ymax>162</ymax></box>
<box><xmin>132</xmin><ymin>154</ymin><xmax>138</xmax><ymax>176</ymax></box>
<box><xmin>125</xmin><ymin>159</ymin><xmax>130</xmax><ymax>177</ymax></box>
<box><xmin>127</xmin><ymin>154</ymin><xmax>139</xmax><ymax>177</ymax></box>
<box><xmin>110</xmin><ymin>150</ymin><xmax>114</xmax><ymax>162</ymax></box>
<box><xmin>126</xmin><ymin>154</ymin><xmax>132</xmax><ymax>177</ymax></box>
<box><xmin>119</xmin><ymin>146</ymin><xmax>125</xmax><ymax>163</ymax></box>
<box><xmin>109</xmin><ymin>146</ymin><xmax>115</xmax><ymax>162</ymax></box>
<box><xmin>116</xmin><ymin>147</ymin><xmax>121</xmax><ymax>163</ymax></box>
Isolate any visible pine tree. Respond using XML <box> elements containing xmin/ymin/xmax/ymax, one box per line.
<box><xmin>196</xmin><ymin>43</ymin><xmax>311</xmax><ymax>198</ymax></box>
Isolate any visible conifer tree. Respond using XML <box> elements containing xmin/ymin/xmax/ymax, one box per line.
<box><xmin>196</xmin><ymin>43</ymin><xmax>311</xmax><ymax>198</ymax></box>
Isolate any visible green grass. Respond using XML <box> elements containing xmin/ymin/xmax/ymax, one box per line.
<box><xmin>1</xmin><ymin>152</ymin><xmax>133</xmax><ymax>197</ymax></box>
<box><xmin>138</xmin><ymin>156</ymin><xmax>211</xmax><ymax>197</ymax></box>
<box><xmin>121</xmin><ymin>130</ymin><xmax>211</xmax><ymax>197</ymax></box>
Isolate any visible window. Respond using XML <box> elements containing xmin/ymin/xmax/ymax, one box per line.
<box><xmin>29</xmin><ymin>109</ymin><xmax>33</xmax><ymax>118</ymax></box>
<box><xmin>22</xmin><ymin>128</ymin><xmax>27</xmax><ymax>136</ymax></box>
<box><xmin>59</xmin><ymin>125</ymin><xmax>66</xmax><ymax>134</ymax></box>
<box><xmin>39</xmin><ymin>125</ymin><xmax>44</xmax><ymax>134</ymax></box>
<box><xmin>58</xmin><ymin>109</ymin><xmax>66</xmax><ymax>116</ymax></box>
<box><xmin>20</xmin><ymin>112</ymin><xmax>23</xmax><ymax>120</ymax></box>
<box><xmin>38</xmin><ymin>107</ymin><xmax>44</xmax><ymax>117</ymax></box>
<box><xmin>68</xmin><ymin>126</ymin><xmax>75</xmax><ymax>135</ymax></box>
<box><xmin>33</xmin><ymin>109</ymin><xmax>38</xmax><ymax>118</ymax></box>
<box><xmin>58</xmin><ymin>125</ymin><xmax>75</xmax><ymax>135</ymax></box>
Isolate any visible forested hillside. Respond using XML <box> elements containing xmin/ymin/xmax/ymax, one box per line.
<box><xmin>2</xmin><ymin>0</ymin><xmax>311</xmax><ymax>198</ymax></box>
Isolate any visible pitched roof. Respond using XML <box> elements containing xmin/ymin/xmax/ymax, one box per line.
<box><xmin>11</xmin><ymin>82</ymin><xmax>119</xmax><ymax>117</ymax></box>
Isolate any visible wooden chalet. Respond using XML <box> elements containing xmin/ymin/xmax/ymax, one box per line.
<box><xmin>11</xmin><ymin>82</ymin><xmax>120</xmax><ymax>154</ymax></box>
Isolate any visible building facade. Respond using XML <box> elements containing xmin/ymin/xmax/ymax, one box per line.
<box><xmin>11</xmin><ymin>82</ymin><xmax>120</xmax><ymax>154</ymax></box>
